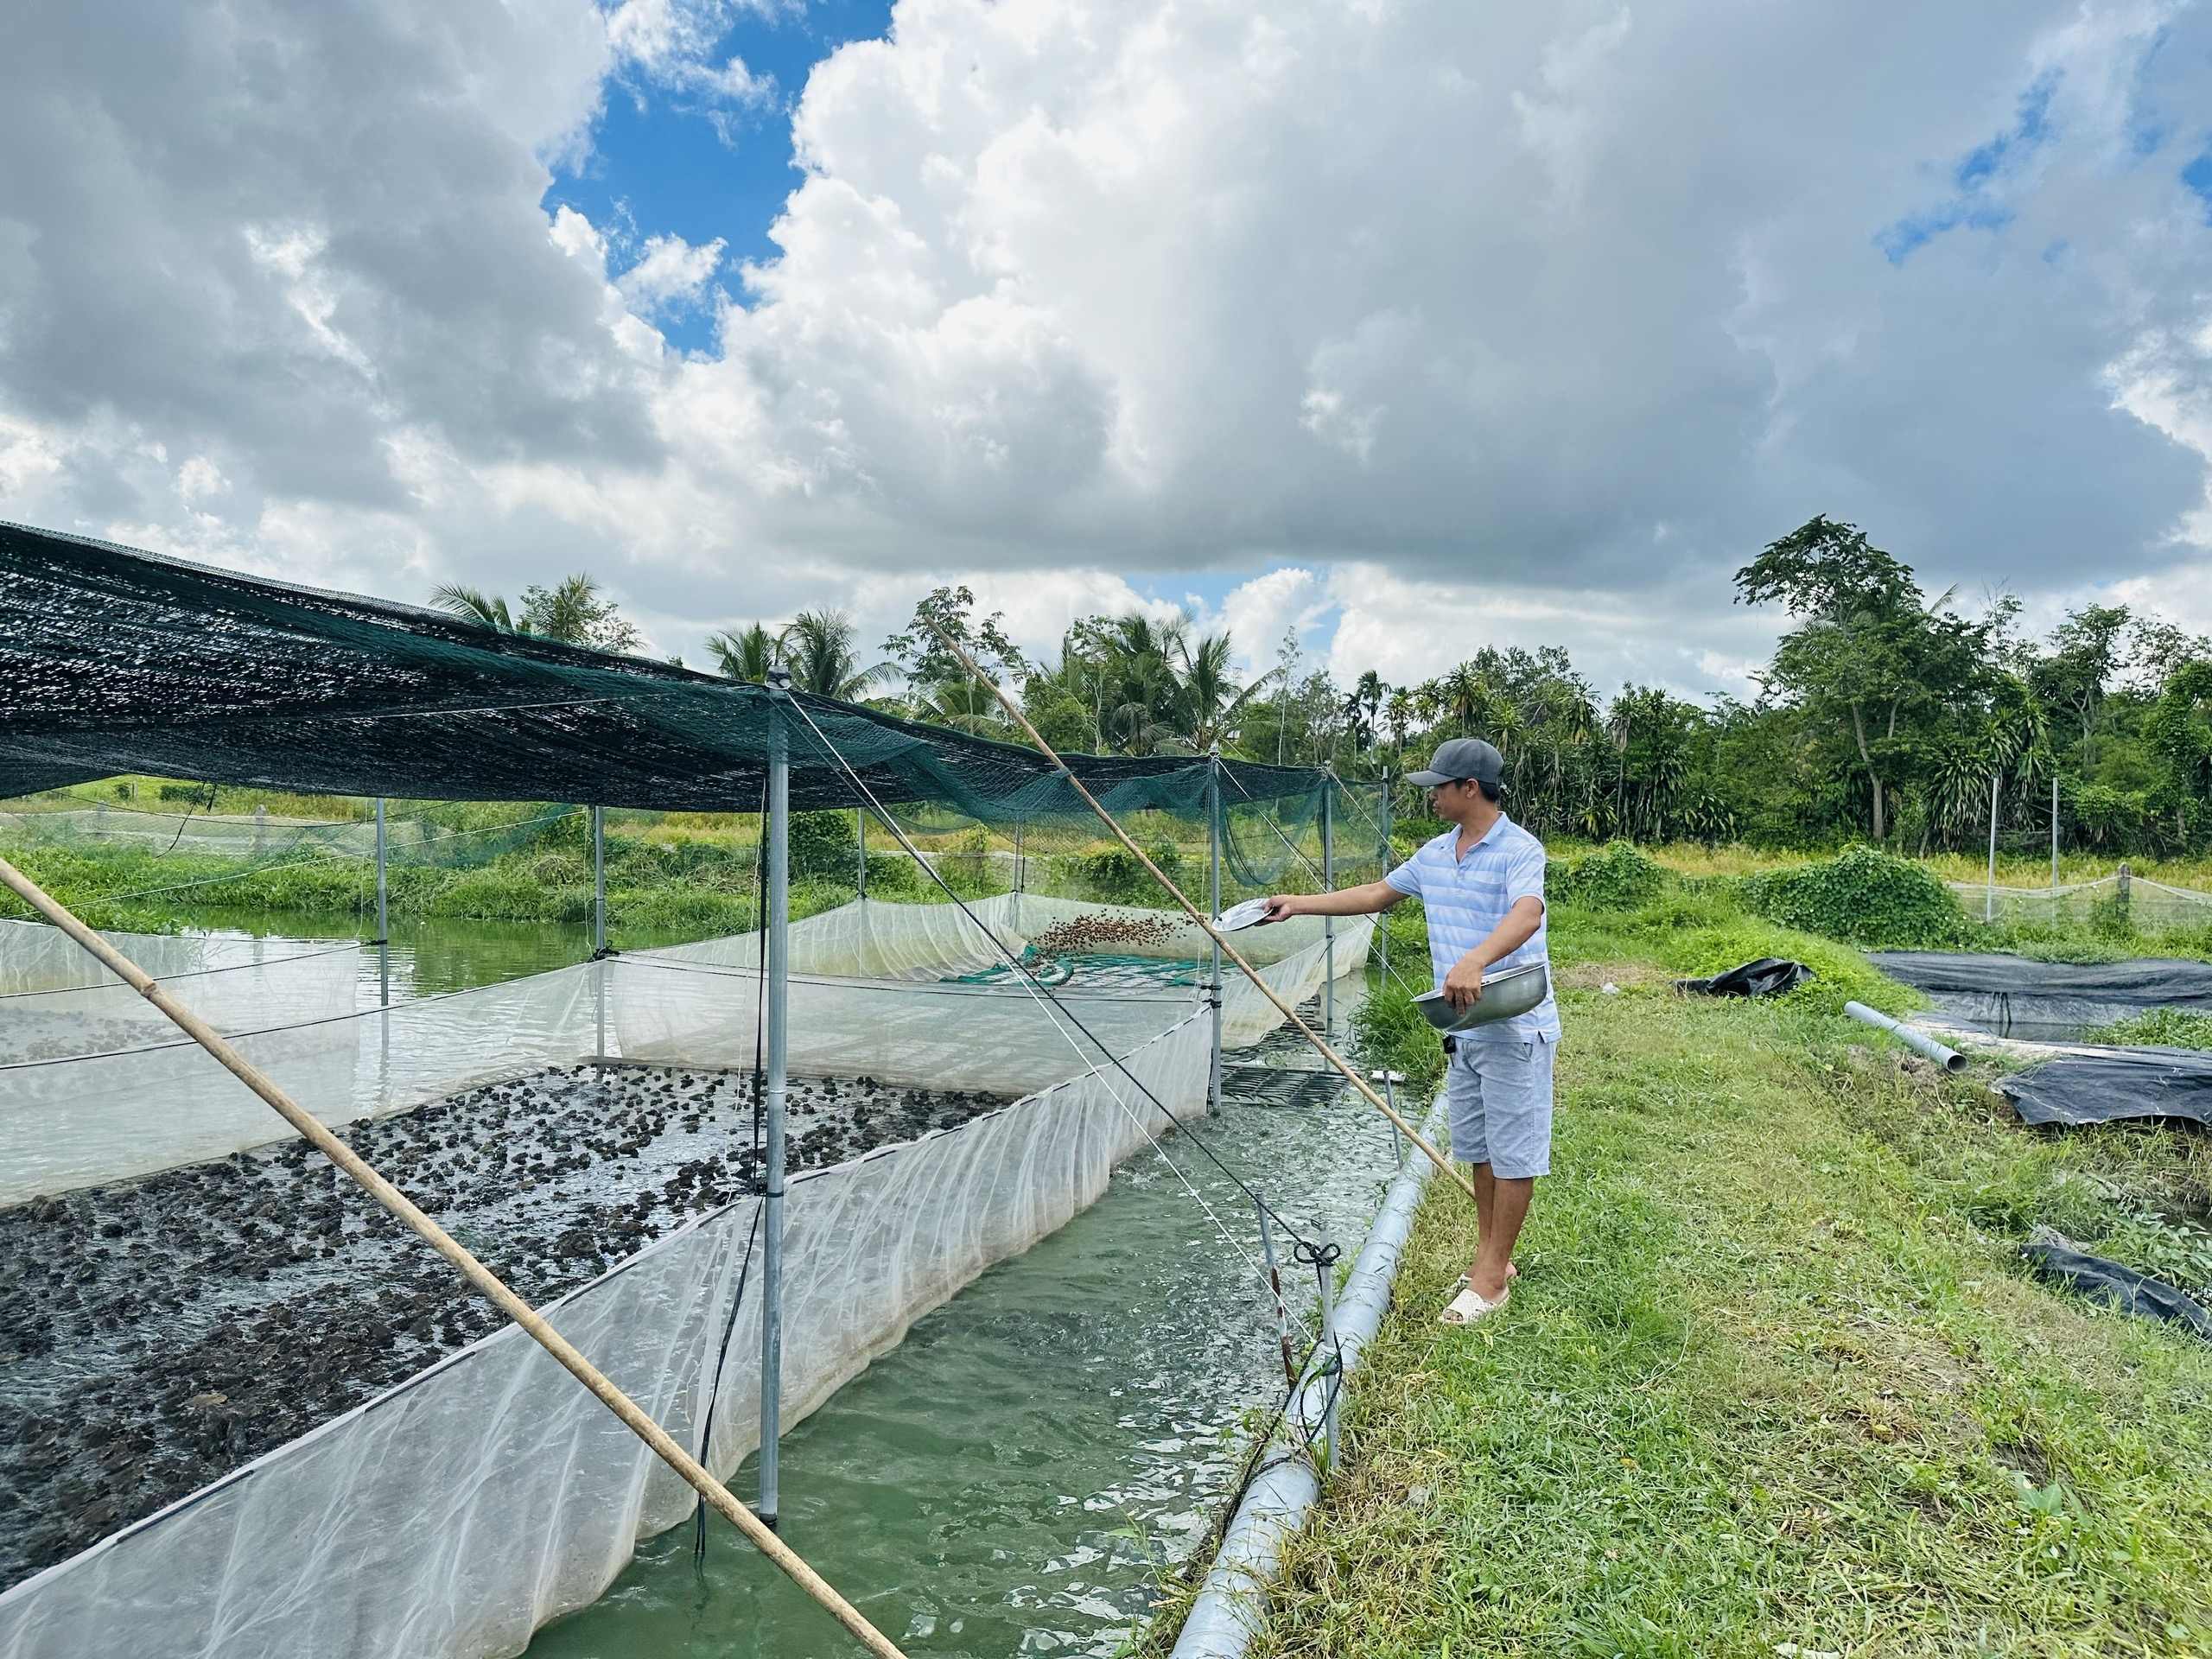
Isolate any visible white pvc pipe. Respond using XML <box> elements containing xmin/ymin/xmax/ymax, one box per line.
<box><xmin>1843</xmin><ymin>1001</ymin><xmax>1967</xmax><ymax>1074</ymax></box>
<box><xmin>1170</xmin><ymin>1101</ymin><xmax>1447</xmax><ymax>1659</ymax></box>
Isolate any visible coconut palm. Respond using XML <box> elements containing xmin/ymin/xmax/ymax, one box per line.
<box><xmin>430</xmin><ymin>574</ymin><xmax>640</xmax><ymax>653</ymax></box>
<box><xmin>430</xmin><ymin>584</ymin><xmax>520</xmax><ymax>632</ymax></box>
<box><xmin>705</xmin><ymin>622</ymin><xmax>782</xmax><ymax>682</ymax></box>
<box><xmin>779</xmin><ymin>608</ymin><xmax>895</xmax><ymax>701</ymax></box>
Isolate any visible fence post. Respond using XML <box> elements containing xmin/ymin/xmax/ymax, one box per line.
<box><xmin>2118</xmin><ymin>860</ymin><xmax>2132</xmax><ymax>926</ymax></box>
<box><xmin>1985</xmin><ymin>772</ymin><xmax>1999</xmax><ymax>924</ymax></box>
<box><xmin>2050</xmin><ymin>773</ymin><xmax>2059</xmax><ymax>904</ymax></box>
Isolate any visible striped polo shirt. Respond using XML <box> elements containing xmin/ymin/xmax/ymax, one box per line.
<box><xmin>1382</xmin><ymin>814</ymin><xmax>1560</xmax><ymax>1045</ymax></box>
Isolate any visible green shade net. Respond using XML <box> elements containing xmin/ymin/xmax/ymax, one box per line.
<box><xmin>0</xmin><ymin>523</ymin><xmax>1326</xmax><ymax>824</ymax></box>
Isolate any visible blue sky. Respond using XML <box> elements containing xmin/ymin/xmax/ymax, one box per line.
<box><xmin>544</xmin><ymin>0</ymin><xmax>893</xmax><ymax>354</ymax></box>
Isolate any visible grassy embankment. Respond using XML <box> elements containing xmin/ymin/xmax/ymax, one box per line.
<box><xmin>1229</xmin><ymin>852</ymin><xmax>2212</xmax><ymax>1657</ymax></box>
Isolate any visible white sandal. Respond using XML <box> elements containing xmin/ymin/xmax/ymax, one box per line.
<box><xmin>1439</xmin><ymin>1284</ymin><xmax>1509</xmax><ymax>1324</ymax></box>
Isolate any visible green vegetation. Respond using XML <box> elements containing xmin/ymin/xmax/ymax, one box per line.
<box><xmin>1738</xmin><ymin>846</ymin><xmax>1966</xmax><ymax>948</ymax></box>
<box><xmin>1247</xmin><ymin>882</ymin><xmax>2212</xmax><ymax>1659</ymax></box>
<box><xmin>843</xmin><ymin>520</ymin><xmax>2212</xmax><ymax>868</ymax></box>
<box><xmin>2093</xmin><ymin>1007</ymin><xmax>2212</xmax><ymax>1050</ymax></box>
<box><xmin>0</xmin><ymin>805</ymin><xmax>926</xmax><ymax>939</ymax></box>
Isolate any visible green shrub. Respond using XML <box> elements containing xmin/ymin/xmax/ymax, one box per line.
<box><xmin>1739</xmin><ymin>846</ymin><xmax>1962</xmax><ymax>947</ymax></box>
<box><xmin>789</xmin><ymin>810</ymin><xmax>859</xmax><ymax>883</ymax></box>
<box><xmin>1349</xmin><ymin>976</ymin><xmax>1445</xmax><ymax>1103</ymax></box>
<box><xmin>1550</xmin><ymin>842</ymin><xmax>1665</xmax><ymax>912</ymax></box>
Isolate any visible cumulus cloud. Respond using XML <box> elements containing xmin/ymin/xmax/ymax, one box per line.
<box><xmin>3</xmin><ymin>0</ymin><xmax>2212</xmax><ymax>696</ymax></box>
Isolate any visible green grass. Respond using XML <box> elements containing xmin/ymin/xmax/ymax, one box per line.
<box><xmin>1229</xmin><ymin>902</ymin><xmax>2212</xmax><ymax>1658</ymax></box>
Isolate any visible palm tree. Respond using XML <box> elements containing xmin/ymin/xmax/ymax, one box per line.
<box><xmin>706</xmin><ymin>622</ymin><xmax>782</xmax><ymax>682</ymax></box>
<box><xmin>1179</xmin><ymin>631</ymin><xmax>1269</xmax><ymax>753</ymax></box>
<box><xmin>430</xmin><ymin>574</ymin><xmax>640</xmax><ymax>652</ymax></box>
<box><xmin>430</xmin><ymin>584</ymin><xmax>521</xmax><ymax>632</ymax></box>
<box><xmin>779</xmin><ymin>609</ymin><xmax>894</xmax><ymax>700</ymax></box>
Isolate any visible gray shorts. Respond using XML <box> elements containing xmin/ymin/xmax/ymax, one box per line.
<box><xmin>1443</xmin><ymin>1034</ymin><xmax>1555</xmax><ymax>1179</ymax></box>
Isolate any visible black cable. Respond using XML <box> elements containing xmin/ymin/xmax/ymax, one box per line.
<box><xmin>692</xmin><ymin>1203</ymin><xmax>764</xmax><ymax>1569</ymax></box>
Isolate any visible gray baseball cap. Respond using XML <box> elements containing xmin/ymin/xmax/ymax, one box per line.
<box><xmin>1405</xmin><ymin>736</ymin><xmax>1504</xmax><ymax>789</ymax></box>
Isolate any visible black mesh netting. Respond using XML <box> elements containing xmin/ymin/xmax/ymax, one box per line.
<box><xmin>0</xmin><ymin>522</ymin><xmax>1329</xmax><ymax>823</ymax></box>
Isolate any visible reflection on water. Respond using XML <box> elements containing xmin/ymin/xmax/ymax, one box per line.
<box><xmin>527</xmin><ymin>1052</ymin><xmax>1400</xmax><ymax>1659</ymax></box>
<box><xmin>153</xmin><ymin>910</ymin><xmax>658</xmax><ymax>997</ymax></box>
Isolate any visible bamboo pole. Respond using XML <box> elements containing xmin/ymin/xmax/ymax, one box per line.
<box><xmin>0</xmin><ymin>851</ymin><xmax>908</xmax><ymax>1659</ymax></box>
<box><xmin>925</xmin><ymin>626</ymin><xmax>1477</xmax><ymax>1205</ymax></box>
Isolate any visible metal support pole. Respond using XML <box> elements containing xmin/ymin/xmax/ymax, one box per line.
<box><xmin>1372</xmin><ymin>1069</ymin><xmax>1405</xmax><ymax>1162</ymax></box>
<box><xmin>592</xmin><ymin>804</ymin><xmax>607</xmax><ymax>1060</ymax></box>
<box><xmin>1985</xmin><ymin>772</ymin><xmax>1999</xmax><ymax>924</ymax></box>
<box><xmin>374</xmin><ymin>798</ymin><xmax>389</xmax><ymax>1008</ymax></box>
<box><xmin>1207</xmin><ymin>750</ymin><xmax>1225</xmax><ymax>1117</ymax></box>
<box><xmin>1318</xmin><ymin>1262</ymin><xmax>1341</xmax><ymax>1472</ymax></box>
<box><xmin>1377</xmin><ymin>771</ymin><xmax>1390</xmax><ymax>978</ymax></box>
<box><xmin>592</xmin><ymin>805</ymin><xmax>607</xmax><ymax>954</ymax></box>
<box><xmin>1011</xmin><ymin>816</ymin><xmax>1023</xmax><ymax>931</ymax></box>
<box><xmin>1321</xmin><ymin>770</ymin><xmax>1336</xmax><ymax>1035</ymax></box>
<box><xmin>760</xmin><ymin>670</ymin><xmax>792</xmax><ymax>1528</ymax></box>
<box><xmin>1255</xmin><ymin>1200</ymin><xmax>1297</xmax><ymax>1390</ymax></box>
<box><xmin>855</xmin><ymin>806</ymin><xmax>867</xmax><ymax>900</ymax></box>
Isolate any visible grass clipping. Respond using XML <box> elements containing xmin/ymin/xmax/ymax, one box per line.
<box><xmin>1247</xmin><ymin>887</ymin><xmax>2212</xmax><ymax>1658</ymax></box>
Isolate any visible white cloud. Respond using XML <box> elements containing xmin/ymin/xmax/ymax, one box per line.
<box><xmin>616</xmin><ymin>232</ymin><xmax>727</xmax><ymax>314</ymax></box>
<box><xmin>3</xmin><ymin>0</ymin><xmax>2212</xmax><ymax>703</ymax></box>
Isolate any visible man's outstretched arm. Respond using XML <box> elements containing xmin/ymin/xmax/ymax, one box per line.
<box><xmin>1260</xmin><ymin>880</ymin><xmax>1407</xmax><ymax>922</ymax></box>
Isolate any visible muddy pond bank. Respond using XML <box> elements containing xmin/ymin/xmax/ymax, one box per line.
<box><xmin>0</xmin><ymin>1062</ymin><xmax>1009</xmax><ymax>1587</ymax></box>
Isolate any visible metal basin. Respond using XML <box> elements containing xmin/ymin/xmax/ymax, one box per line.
<box><xmin>1414</xmin><ymin>962</ymin><xmax>1549</xmax><ymax>1032</ymax></box>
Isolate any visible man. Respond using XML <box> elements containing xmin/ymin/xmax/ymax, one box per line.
<box><xmin>1261</xmin><ymin>736</ymin><xmax>1557</xmax><ymax>1325</ymax></box>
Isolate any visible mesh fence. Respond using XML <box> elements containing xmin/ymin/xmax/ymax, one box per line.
<box><xmin>1948</xmin><ymin>874</ymin><xmax>2212</xmax><ymax>932</ymax></box>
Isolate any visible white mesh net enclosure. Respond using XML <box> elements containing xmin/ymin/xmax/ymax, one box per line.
<box><xmin>1948</xmin><ymin>874</ymin><xmax>2212</xmax><ymax>932</ymax></box>
<box><xmin>0</xmin><ymin>895</ymin><xmax>1370</xmax><ymax>1657</ymax></box>
<box><xmin>0</xmin><ymin>525</ymin><xmax>1383</xmax><ymax>1654</ymax></box>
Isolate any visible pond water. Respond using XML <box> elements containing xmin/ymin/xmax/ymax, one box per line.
<box><xmin>525</xmin><ymin>1024</ymin><xmax>1402</xmax><ymax>1659</ymax></box>
<box><xmin>150</xmin><ymin>909</ymin><xmax>624</xmax><ymax>997</ymax></box>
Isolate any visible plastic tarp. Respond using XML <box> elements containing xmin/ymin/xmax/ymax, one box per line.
<box><xmin>0</xmin><ymin>1014</ymin><xmax>1211</xmax><ymax>1659</ymax></box>
<box><xmin>1993</xmin><ymin>1046</ymin><xmax>2212</xmax><ymax>1129</ymax></box>
<box><xmin>2022</xmin><ymin>1230</ymin><xmax>2212</xmax><ymax>1339</ymax></box>
<box><xmin>1870</xmin><ymin>951</ymin><xmax>2212</xmax><ymax>1039</ymax></box>
<box><xmin>1676</xmin><ymin>957</ymin><xmax>1814</xmax><ymax>999</ymax></box>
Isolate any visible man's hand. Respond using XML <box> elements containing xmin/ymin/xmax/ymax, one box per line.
<box><xmin>1258</xmin><ymin>894</ymin><xmax>1305</xmax><ymax>924</ymax></box>
<box><xmin>1443</xmin><ymin>951</ymin><xmax>1489</xmax><ymax>1011</ymax></box>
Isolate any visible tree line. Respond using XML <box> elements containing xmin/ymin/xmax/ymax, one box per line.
<box><xmin>435</xmin><ymin>517</ymin><xmax>2212</xmax><ymax>857</ymax></box>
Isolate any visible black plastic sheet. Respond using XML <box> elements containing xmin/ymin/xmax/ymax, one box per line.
<box><xmin>1675</xmin><ymin>957</ymin><xmax>1814</xmax><ymax>998</ymax></box>
<box><xmin>1870</xmin><ymin>951</ymin><xmax>2212</xmax><ymax>1039</ymax></box>
<box><xmin>1995</xmin><ymin>1046</ymin><xmax>2212</xmax><ymax>1128</ymax></box>
<box><xmin>2021</xmin><ymin>1231</ymin><xmax>2212</xmax><ymax>1339</ymax></box>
